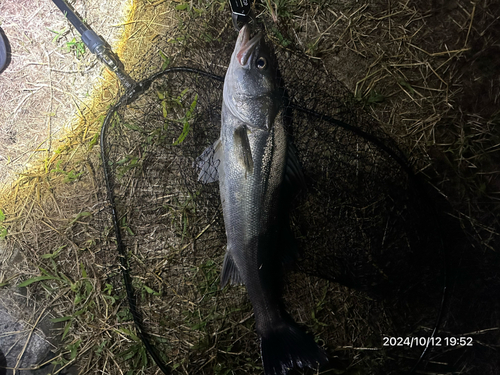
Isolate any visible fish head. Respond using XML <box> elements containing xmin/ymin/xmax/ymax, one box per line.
<box><xmin>224</xmin><ymin>24</ymin><xmax>282</xmax><ymax>129</ymax></box>
<box><xmin>232</xmin><ymin>24</ymin><xmax>278</xmax><ymax>95</ymax></box>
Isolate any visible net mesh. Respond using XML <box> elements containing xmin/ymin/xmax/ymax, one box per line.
<box><xmin>97</xmin><ymin>14</ymin><xmax>448</xmax><ymax>374</ymax></box>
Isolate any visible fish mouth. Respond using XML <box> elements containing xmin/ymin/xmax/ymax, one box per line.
<box><xmin>236</xmin><ymin>24</ymin><xmax>262</xmax><ymax>66</ymax></box>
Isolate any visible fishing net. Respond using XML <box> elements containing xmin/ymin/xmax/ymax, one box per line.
<box><xmin>3</xmin><ymin>6</ymin><xmax>479</xmax><ymax>375</ymax></box>
<box><xmin>95</xmin><ymin>13</ymin><xmax>450</xmax><ymax>374</ymax></box>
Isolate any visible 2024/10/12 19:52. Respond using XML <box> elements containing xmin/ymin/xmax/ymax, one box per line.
<box><xmin>382</xmin><ymin>336</ymin><xmax>474</xmax><ymax>347</ymax></box>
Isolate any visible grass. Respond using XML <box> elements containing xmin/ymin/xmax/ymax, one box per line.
<box><xmin>49</xmin><ymin>27</ymin><xmax>87</xmax><ymax>59</ymax></box>
<box><xmin>64</xmin><ymin>37</ymin><xmax>87</xmax><ymax>59</ymax></box>
<box><xmin>0</xmin><ymin>0</ymin><xmax>498</xmax><ymax>374</ymax></box>
<box><xmin>14</xmin><ymin>247</ymin><xmax>122</xmax><ymax>371</ymax></box>
<box><xmin>0</xmin><ymin>209</ymin><xmax>7</xmax><ymax>239</ymax></box>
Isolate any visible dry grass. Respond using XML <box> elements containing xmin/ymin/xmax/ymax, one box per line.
<box><xmin>0</xmin><ymin>0</ymin><xmax>133</xmax><ymax>186</ymax></box>
<box><xmin>0</xmin><ymin>0</ymin><xmax>499</xmax><ymax>374</ymax></box>
<box><xmin>0</xmin><ymin>1</ymin><xmax>181</xmax><ymax>374</ymax></box>
<box><xmin>275</xmin><ymin>0</ymin><xmax>500</xmax><ymax>248</ymax></box>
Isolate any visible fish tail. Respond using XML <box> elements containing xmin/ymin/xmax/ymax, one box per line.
<box><xmin>260</xmin><ymin>322</ymin><xmax>328</xmax><ymax>375</ymax></box>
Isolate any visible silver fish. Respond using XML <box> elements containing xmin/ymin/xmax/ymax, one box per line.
<box><xmin>197</xmin><ymin>24</ymin><xmax>328</xmax><ymax>375</ymax></box>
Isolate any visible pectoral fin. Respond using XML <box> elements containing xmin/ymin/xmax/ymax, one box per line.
<box><xmin>234</xmin><ymin>126</ymin><xmax>254</xmax><ymax>176</ymax></box>
<box><xmin>196</xmin><ymin>138</ymin><xmax>222</xmax><ymax>183</ymax></box>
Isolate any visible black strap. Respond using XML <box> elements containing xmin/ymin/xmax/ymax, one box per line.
<box><xmin>229</xmin><ymin>0</ymin><xmax>251</xmax><ymax>30</ymax></box>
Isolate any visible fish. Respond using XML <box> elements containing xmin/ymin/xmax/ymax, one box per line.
<box><xmin>197</xmin><ymin>24</ymin><xmax>328</xmax><ymax>375</ymax></box>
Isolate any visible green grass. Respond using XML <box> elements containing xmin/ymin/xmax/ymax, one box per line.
<box><xmin>0</xmin><ymin>209</ymin><xmax>7</xmax><ymax>239</ymax></box>
<box><xmin>50</xmin><ymin>160</ymin><xmax>84</xmax><ymax>183</ymax></box>
<box><xmin>49</xmin><ymin>28</ymin><xmax>86</xmax><ymax>59</ymax></box>
<box><xmin>48</xmin><ymin>27</ymin><xmax>68</xmax><ymax>43</ymax></box>
<box><xmin>65</xmin><ymin>37</ymin><xmax>86</xmax><ymax>59</ymax></box>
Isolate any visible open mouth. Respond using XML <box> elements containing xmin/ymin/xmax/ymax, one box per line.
<box><xmin>236</xmin><ymin>24</ymin><xmax>262</xmax><ymax>66</ymax></box>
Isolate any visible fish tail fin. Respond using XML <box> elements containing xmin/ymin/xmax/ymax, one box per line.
<box><xmin>260</xmin><ymin>322</ymin><xmax>328</xmax><ymax>375</ymax></box>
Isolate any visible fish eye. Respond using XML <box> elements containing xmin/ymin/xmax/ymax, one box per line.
<box><xmin>256</xmin><ymin>57</ymin><xmax>267</xmax><ymax>70</ymax></box>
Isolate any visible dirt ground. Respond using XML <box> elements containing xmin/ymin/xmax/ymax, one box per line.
<box><xmin>0</xmin><ymin>0</ymin><xmax>131</xmax><ymax>185</ymax></box>
<box><xmin>0</xmin><ymin>0</ymin><xmax>499</xmax><ymax>374</ymax></box>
